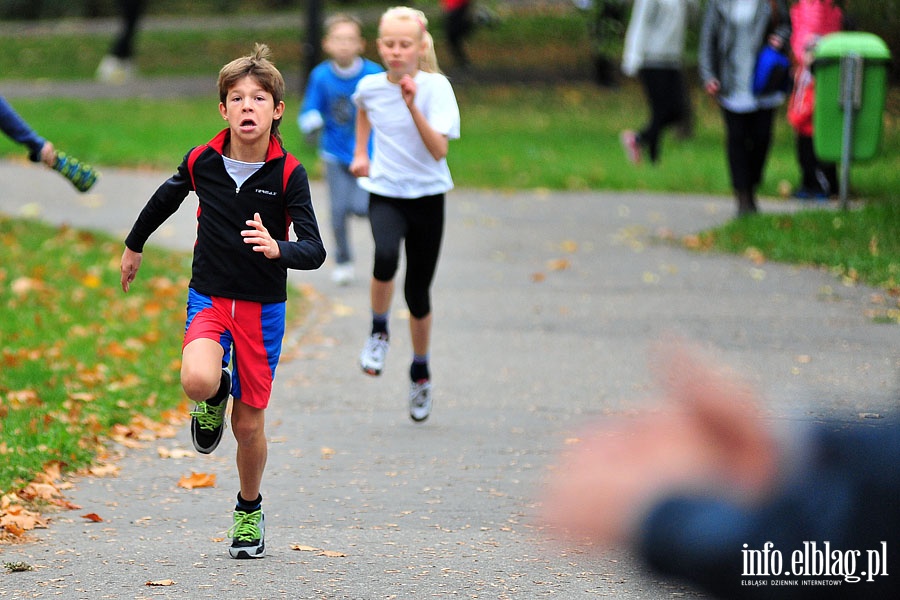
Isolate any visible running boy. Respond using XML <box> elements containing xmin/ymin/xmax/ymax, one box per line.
<box><xmin>299</xmin><ymin>13</ymin><xmax>383</xmax><ymax>285</ymax></box>
<box><xmin>119</xmin><ymin>44</ymin><xmax>325</xmax><ymax>559</ymax></box>
<box><xmin>350</xmin><ymin>6</ymin><xmax>460</xmax><ymax>422</ymax></box>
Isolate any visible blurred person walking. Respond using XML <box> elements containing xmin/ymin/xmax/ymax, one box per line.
<box><xmin>620</xmin><ymin>0</ymin><xmax>697</xmax><ymax>164</ymax></box>
<box><xmin>96</xmin><ymin>0</ymin><xmax>147</xmax><ymax>83</ymax></box>
<box><xmin>699</xmin><ymin>0</ymin><xmax>791</xmax><ymax>216</ymax></box>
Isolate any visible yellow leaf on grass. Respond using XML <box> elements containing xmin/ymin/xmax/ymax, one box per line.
<box><xmin>10</xmin><ymin>277</ymin><xmax>45</xmax><ymax>296</ymax></box>
<box><xmin>7</xmin><ymin>389</ymin><xmax>41</xmax><ymax>407</ymax></box>
<box><xmin>81</xmin><ymin>273</ymin><xmax>102</xmax><ymax>288</ymax></box>
<box><xmin>178</xmin><ymin>472</ymin><xmax>216</xmax><ymax>490</ymax></box>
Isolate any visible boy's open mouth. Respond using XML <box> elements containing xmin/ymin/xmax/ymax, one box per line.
<box><xmin>240</xmin><ymin>119</ymin><xmax>256</xmax><ymax>128</ymax></box>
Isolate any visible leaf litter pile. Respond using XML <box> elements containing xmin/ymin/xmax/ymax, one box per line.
<box><xmin>0</xmin><ymin>216</ymin><xmax>193</xmax><ymax>541</ymax></box>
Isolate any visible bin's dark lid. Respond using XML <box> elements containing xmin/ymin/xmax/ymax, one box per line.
<box><xmin>813</xmin><ymin>31</ymin><xmax>891</xmax><ymax>63</ymax></box>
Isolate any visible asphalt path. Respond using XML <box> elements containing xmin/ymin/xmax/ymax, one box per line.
<box><xmin>0</xmin><ymin>157</ymin><xmax>897</xmax><ymax>599</ymax></box>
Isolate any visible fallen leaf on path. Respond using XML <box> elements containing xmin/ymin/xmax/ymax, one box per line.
<box><xmin>145</xmin><ymin>579</ymin><xmax>175</xmax><ymax>587</ymax></box>
<box><xmin>546</xmin><ymin>258</ymin><xmax>570</xmax><ymax>271</ymax></box>
<box><xmin>177</xmin><ymin>472</ymin><xmax>216</xmax><ymax>490</ymax></box>
<box><xmin>0</xmin><ymin>505</ymin><xmax>48</xmax><ymax>535</ymax></box>
<box><xmin>157</xmin><ymin>447</ymin><xmax>193</xmax><ymax>459</ymax></box>
<box><xmin>47</xmin><ymin>498</ymin><xmax>81</xmax><ymax>510</ymax></box>
<box><xmin>290</xmin><ymin>544</ymin><xmax>347</xmax><ymax>557</ymax></box>
<box><xmin>18</xmin><ymin>482</ymin><xmax>59</xmax><ymax>502</ymax></box>
<box><xmin>332</xmin><ymin>303</ymin><xmax>354</xmax><ymax>316</ymax></box>
<box><xmin>559</xmin><ymin>240</ymin><xmax>579</xmax><ymax>253</ymax></box>
<box><xmin>743</xmin><ymin>247</ymin><xmax>765</xmax><ymax>265</ymax></box>
<box><xmin>87</xmin><ymin>462</ymin><xmax>120</xmax><ymax>478</ymax></box>
<box><xmin>81</xmin><ymin>513</ymin><xmax>103</xmax><ymax>523</ymax></box>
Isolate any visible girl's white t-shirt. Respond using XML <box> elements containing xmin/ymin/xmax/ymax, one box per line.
<box><xmin>353</xmin><ymin>71</ymin><xmax>460</xmax><ymax>199</ymax></box>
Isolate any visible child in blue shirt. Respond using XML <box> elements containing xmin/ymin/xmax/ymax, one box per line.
<box><xmin>299</xmin><ymin>13</ymin><xmax>383</xmax><ymax>285</ymax></box>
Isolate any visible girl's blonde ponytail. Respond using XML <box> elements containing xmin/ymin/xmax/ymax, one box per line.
<box><xmin>419</xmin><ymin>29</ymin><xmax>440</xmax><ymax>74</ymax></box>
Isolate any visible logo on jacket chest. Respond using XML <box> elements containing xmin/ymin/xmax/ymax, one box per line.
<box><xmin>255</xmin><ymin>188</ymin><xmax>278</xmax><ymax>196</ymax></box>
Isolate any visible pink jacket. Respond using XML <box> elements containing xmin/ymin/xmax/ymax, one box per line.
<box><xmin>789</xmin><ymin>0</ymin><xmax>843</xmax><ymax>67</ymax></box>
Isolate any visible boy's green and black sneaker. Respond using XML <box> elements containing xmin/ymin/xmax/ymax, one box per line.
<box><xmin>228</xmin><ymin>508</ymin><xmax>266</xmax><ymax>559</ymax></box>
<box><xmin>53</xmin><ymin>151</ymin><xmax>99</xmax><ymax>193</ymax></box>
<box><xmin>190</xmin><ymin>368</ymin><xmax>231</xmax><ymax>454</ymax></box>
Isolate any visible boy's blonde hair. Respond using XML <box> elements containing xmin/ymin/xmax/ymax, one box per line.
<box><xmin>217</xmin><ymin>43</ymin><xmax>286</xmax><ymax>143</ymax></box>
<box><xmin>379</xmin><ymin>6</ymin><xmax>441</xmax><ymax>74</ymax></box>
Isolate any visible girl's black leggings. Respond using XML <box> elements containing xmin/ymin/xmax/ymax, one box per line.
<box><xmin>368</xmin><ymin>192</ymin><xmax>445</xmax><ymax>319</ymax></box>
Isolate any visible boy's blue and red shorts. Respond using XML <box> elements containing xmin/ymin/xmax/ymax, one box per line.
<box><xmin>183</xmin><ymin>288</ymin><xmax>286</xmax><ymax>409</ymax></box>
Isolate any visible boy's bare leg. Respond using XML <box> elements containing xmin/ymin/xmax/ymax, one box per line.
<box><xmin>231</xmin><ymin>401</ymin><xmax>267</xmax><ymax>502</ymax></box>
<box><xmin>181</xmin><ymin>338</ymin><xmax>225</xmax><ymax>401</ymax></box>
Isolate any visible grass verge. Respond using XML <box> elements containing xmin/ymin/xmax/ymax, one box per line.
<box><xmin>691</xmin><ymin>200</ymin><xmax>900</xmax><ymax>300</ymax></box>
<box><xmin>0</xmin><ymin>217</ymin><xmax>190</xmax><ymax>494</ymax></box>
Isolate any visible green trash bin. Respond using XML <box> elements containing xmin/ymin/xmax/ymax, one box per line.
<box><xmin>812</xmin><ymin>32</ymin><xmax>891</xmax><ymax>162</ymax></box>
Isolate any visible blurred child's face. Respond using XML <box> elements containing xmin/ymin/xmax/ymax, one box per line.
<box><xmin>323</xmin><ymin>21</ymin><xmax>365</xmax><ymax>68</ymax></box>
<box><xmin>376</xmin><ymin>17</ymin><xmax>424</xmax><ymax>79</ymax></box>
<box><xmin>218</xmin><ymin>75</ymin><xmax>285</xmax><ymax>149</ymax></box>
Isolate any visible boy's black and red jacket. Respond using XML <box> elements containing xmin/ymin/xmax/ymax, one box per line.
<box><xmin>125</xmin><ymin>129</ymin><xmax>326</xmax><ymax>303</ymax></box>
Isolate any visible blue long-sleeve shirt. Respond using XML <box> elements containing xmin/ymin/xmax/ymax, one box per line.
<box><xmin>298</xmin><ymin>57</ymin><xmax>383</xmax><ymax>165</ymax></box>
<box><xmin>0</xmin><ymin>95</ymin><xmax>46</xmax><ymax>162</ymax></box>
<box><xmin>639</xmin><ymin>421</ymin><xmax>900</xmax><ymax>598</ymax></box>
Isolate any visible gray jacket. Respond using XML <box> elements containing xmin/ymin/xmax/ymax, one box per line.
<box><xmin>698</xmin><ymin>0</ymin><xmax>791</xmax><ymax>106</ymax></box>
<box><xmin>622</xmin><ymin>0</ymin><xmax>699</xmax><ymax>76</ymax></box>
